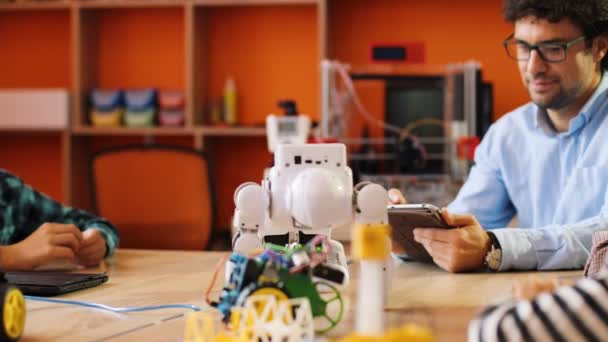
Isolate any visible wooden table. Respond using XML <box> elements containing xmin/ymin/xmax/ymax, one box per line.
<box><xmin>21</xmin><ymin>249</ymin><xmax>582</xmax><ymax>341</ymax></box>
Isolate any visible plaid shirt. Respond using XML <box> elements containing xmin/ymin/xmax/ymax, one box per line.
<box><xmin>0</xmin><ymin>170</ymin><xmax>119</xmax><ymax>256</ymax></box>
<box><xmin>584</xmin><ymin>230</ymin><xmax>608</xmax><ymax>277</ymax></box>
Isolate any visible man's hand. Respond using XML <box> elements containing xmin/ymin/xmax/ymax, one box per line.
<box><xmin>413</xmin><ymin>208</ymin><xmax>490</xmax><ymax>273</ymax></box>
<box><xmin>0</xmin><ymin>223</ymin><xmax>83</xmax><ymax>271</ymax></box>
<box><xmin>77</xmin><ymin>229</ymin><xmax>107</xmax><ymax>267</ymax></box>
<box><xmin>388</xmin><ymin>188</ymin><xmax>407</xmax><ymax>204</ymax></box>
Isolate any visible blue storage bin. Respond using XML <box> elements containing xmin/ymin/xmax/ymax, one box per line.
<box><xmin>90</xmin><ymin>89</ymin><xmax>124</xmax><ymax>112</ymax></box>
<box><xmin>125</xmin><ymin>89</ymin><xmax>157</xmax><ymax>112</ymax></box>
<box><xmin>90</xmin><ymin>89</ymin><xmax>124</xmax><ymax>127</ymax></box>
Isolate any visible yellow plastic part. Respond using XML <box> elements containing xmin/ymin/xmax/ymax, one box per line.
<box><xmin>339</xmin><ymin>324</ymin><xmax>434</xmax><ymax>342</ymax></box>
<box><xmin>230</xmin><ymin>307</ymin><xmax>255</xmax><ymax>335</ymax></box>
<box><xmin>3</xmin><ymin>287</ymin><xmax>25</xmax><ymax>340</ymax></box>
<box><xmin>184</xmin><ymin>312</ymin><xmax>246</xmax><ymax>342</ymax></box>
<box><xmin>211</xmin><ymin>332</ymin><xmax>237</xmax><ymax>342</ymax></box>
<box><xmin>91</xmin><ymin>109</ymin><xmax>123</xmax><ymax>127</ymax></box>
<box><xmin>183</xmin><ymin>312</ymin><xmax>213</xmax><ymax>342</ymax></box>
<box><xmin>249</xmin><ymin>287</ymin><xmax>289</xmax><ymax>321</ymax></box>
<box><xmin>352</xmin><ymin>224</ymin><xmax>391</xmax><ymax>260</ymax></box>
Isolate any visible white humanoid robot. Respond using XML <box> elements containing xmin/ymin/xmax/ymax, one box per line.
<box><xmin>231</xmin><ymin>143</ymin><xmax>389</xmax><ymax>285</ymax></box>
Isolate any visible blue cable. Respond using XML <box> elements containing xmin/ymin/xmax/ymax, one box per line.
<box><xmin>24</xmin><ymin>295</ymin><xmax>204</xmax><ymax>313</ymax></box>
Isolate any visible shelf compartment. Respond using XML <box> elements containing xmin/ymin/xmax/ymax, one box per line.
<box><xmin>193</xmin><ymin>3</ymin><xmax>319</xmax><ymax>126</ymax></box>
<box><xmin>75</xmin><ymin>6</ymin><xmax>186</xmax><ymax>127</ymax></box>
<box><xmin>0</xmin><ymin>9</ymin><xmax>71</xmax><ymax>88</ymax></box>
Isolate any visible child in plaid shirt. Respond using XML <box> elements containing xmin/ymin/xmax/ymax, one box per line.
<box><xmin>0</xmin><ymin>170</ymin><xmax>119</xmax><ymax>270</ymax></box>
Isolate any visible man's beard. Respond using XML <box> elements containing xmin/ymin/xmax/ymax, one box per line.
<box><xmin>528</xmin><ymin>83</ymin><xmax>578</xmax><ymax>111</ymax></box>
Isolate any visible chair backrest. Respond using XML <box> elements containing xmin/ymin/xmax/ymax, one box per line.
<box><xmin>91</xmin><ymin>145</ymin><xmax>215</xmax><ymax>250</ymax></box>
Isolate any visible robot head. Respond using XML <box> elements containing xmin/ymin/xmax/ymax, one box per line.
<box><xmin>287</xmin><ymin>167</ymin><xmax>351</xmax><ymax>229</ymax></box>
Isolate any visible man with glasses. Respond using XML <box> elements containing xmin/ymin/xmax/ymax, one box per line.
<box><xmin>391</xmin><ymin>0</ymin><xmax>608</xmax><ymax>273</ymax></box>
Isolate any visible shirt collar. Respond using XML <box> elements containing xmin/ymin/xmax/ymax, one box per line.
<box><xmin>533</xmin><ymin>72</ymin><xmax>608</xmax><ymax>135</ymax></box>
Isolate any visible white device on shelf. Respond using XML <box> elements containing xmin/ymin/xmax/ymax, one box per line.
<box><xmin>0</xmin><ymin>89</ymin><xmax>68</xmax><ymax>129</ymax></box>
<box><xmin>265</xmin><ymin>114</ymin><xmax>311</xmax><ymax>153</ymax></box>
<box><xmin>231</xmin><ymin>143</ymin><xmax>390</xmax><ymax>285</ymax></box>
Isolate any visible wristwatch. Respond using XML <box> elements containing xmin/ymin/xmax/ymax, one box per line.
<box><xmin>484</xmin><ymin>231</ymin><xmax>502</xmax><ymax>271</ymax></box>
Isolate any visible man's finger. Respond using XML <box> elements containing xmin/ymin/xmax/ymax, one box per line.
<box><xmin>431</xmin><ymin>254</ymin><xmax>454</xmax><ymax>272</ymax></box>
<box><xmin>441</xmin><ymin>208</ymin><xmax>477</xmax><ymax>227</ymax></box>
<box><xmin>413</xmin><ymin>228</ymin><xmax>452</xmax><ymax>243</ymax></box>
<box><xmin>51</xmin><ymin>233</ymin><xmax>81</xmax><ymax>252</ymax></box>
<box><xmin>420</xmin><ymin>238</ymin><xmax>450</xmax><ymax>258</ymax></box>
<box><xmin>388</xmin><ymin>189</ymin><xmax>407</xmax><ymax>204</ymax></box>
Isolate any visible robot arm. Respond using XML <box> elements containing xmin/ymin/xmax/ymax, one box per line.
<box><xmin>352</xmin><ymin>182</ymin><xmax>392</xmax><ymax>335</ymax></box>
<box><xmin>232</xmin><ymin>182</ymin><xmax>269</xmax><ymax>254</ymax></box>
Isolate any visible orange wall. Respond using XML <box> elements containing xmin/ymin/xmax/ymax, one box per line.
<box><xmin>0</xmin><ymin>134</ymin><xmax>63</xmax><ymax>201</ymax></box>
<box><xmin>0</xmin><ymin>10</ymin><xmax>70</xmax><ymax>202</ymax></box>
<box><xmin>205</xmin><ymin>5</ymin><xmax>319</xmax><ymax>125</ymax></box>
<box><xmin>330</xmin><ymin>0</ymin><xmax>530</xmax><ymax>120</ymax></box>
<box><xmin>0</xmin><ymin>10</ymin><xmax>71</xmax><ymax>88</ymax></box>
<box><xmin>207</xmin><ymin>137</ymin><xmax>270</xmax><ymax>230</ymax></box>
<box><xmin>93</xmin><ymin>8</ymin><xmax>185</xmax><ymax>90</ymax></box>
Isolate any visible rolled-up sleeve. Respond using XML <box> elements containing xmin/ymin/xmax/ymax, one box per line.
<box><xmin>492</xmin><ymin>213</ymin><xmax>605</xmax><ymax>270</ymax></box>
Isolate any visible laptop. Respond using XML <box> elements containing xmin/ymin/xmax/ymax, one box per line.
<box><xmin>4</xmin><ymin>272</ymin><xmax>108</xmax><ymax>296</ymax></box>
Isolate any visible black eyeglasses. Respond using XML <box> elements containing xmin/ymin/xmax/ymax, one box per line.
<box><xmin>503</xmin><ymin>34</ymin><xmax>587</xmax><ymax>62</ymax></box>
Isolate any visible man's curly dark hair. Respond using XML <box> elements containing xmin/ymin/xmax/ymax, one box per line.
<box><xmin>503</xmin><ymin>0</ymin><xmax>608</xmax><ymax>69</ymax></box>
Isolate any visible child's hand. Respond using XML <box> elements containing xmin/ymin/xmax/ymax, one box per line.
<box><xmin>513</xmin><ymin>276</ymin><xmax>560</xmax><ymax>300</ymax></box>
<box><xmin>77</xmin><ymin>229</ymin><xmax>107</xmax><ymax>267</ymax></box>
<box><xmin>0</xmin><ymin>223</ymin><xmax>83</xmax><ymax>270</ymax></box>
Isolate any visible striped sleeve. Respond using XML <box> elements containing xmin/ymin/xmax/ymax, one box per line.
<box><xmin>468</xmin><ymin>277</ymin><xmax>608</xmax><ymax>342</ymax></box>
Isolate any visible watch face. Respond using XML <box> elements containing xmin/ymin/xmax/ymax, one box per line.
<box><xmin>486</xmin><ymin>249</ymin><xmax>502</xmax><ymax>271</ymax></box>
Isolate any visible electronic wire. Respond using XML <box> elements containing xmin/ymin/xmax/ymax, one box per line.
<box><xmin>24</xmin><ymin>296</ymin><xmax>203</xmax><ymax>313</ymax></box>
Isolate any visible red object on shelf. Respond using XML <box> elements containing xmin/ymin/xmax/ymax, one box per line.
<box><xmin>159</xmin><ymin>110</ymin><xmax>185</xmax><ymax>126</ymax></box>
<box><xmin>159</xmin><ymin>91</ymin><xmax>185</xmax><ymax>110</ymax></box>
<box><xmin>457</xmin><ymin>136</ymin><xmax>480</xmax><ymax>161</ymax></box>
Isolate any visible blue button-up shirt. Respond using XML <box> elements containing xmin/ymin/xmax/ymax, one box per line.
<box><xmin>448</xmin><ymin>73</ymin><xmax>608</xmax><ymax>271</ymax></box>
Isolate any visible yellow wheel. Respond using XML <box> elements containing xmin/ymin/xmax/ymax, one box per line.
<box><xmin>250</xmin><ymin>287</ymin><xmax>289</xmax><ymax>302</ymax></box>
<box><xmin>1</xmin><ymin>286</ymin><xmax>25</xmax><ymax>341</ymax></box>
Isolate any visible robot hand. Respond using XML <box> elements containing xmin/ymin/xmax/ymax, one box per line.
<box><xmin>354</xmin><ymin>182</ymin><xmax>389</xmax><ymax>225</ymax></box>
<box><xmin>232</xmin><ymin>182</ymin><xmax>269</xmax><ymax>254</ymax></box>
